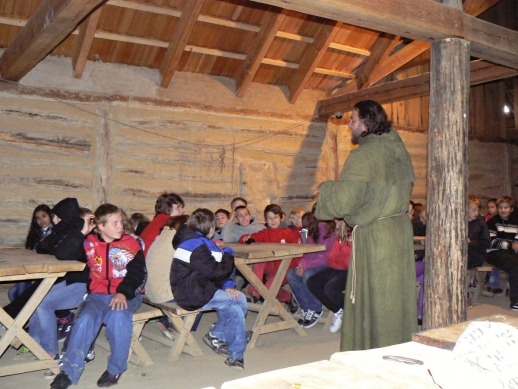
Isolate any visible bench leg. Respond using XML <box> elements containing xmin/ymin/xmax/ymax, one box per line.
<box><xmin>163</xmin><ymin>312</ymin><xmax>203</xmax><ymax>361</ymax></box>
<box><xmin>129</xmin><ymin>320</ymin><xmax>154</xmax><ymax>367</ymax></box>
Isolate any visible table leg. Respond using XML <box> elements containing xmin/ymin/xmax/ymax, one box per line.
<box><xmin>0</xmin><ymin>277</ymin><xmax>60</xmax><ymax>376</ymax></box>
<box><xmin>237</xmin><ymin>257</ymin><xmax>306</xmax><ymax>349</ymax></box>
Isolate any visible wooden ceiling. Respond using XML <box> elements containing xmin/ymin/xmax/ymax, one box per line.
<box><xmin>0</xmin><ymin>0</ymin><xmax>516</xmax><ymax>107</ymax></box>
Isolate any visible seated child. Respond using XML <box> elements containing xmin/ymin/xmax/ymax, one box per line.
<box><xmin>213</xmin><ymin>208</ymin><xmax>230</xmax><ymax>241</ymax></box>
<box><xmin>221</xmin><ymin>205</ymin><xmax>265</xmax><ymax>243</ymax></box>
<box><xmin>51</xmin><ymin>203</ymin><xmax>146</xmax><ymax>389</ymax></box>
<box><xmin>287</xmin><ymin>212</ymin><xmax>335</xmax><ymax>328</ymax></box>
<box><xmin>240</xmin><ymin>204</ymin><xmax>301</xmax><ymax>313</ymax></box>
<box><xmin>467</xmin><ymin>195</ymin><xmax>491</xmax><ymax>269</ymax></box>
<box><xmin>413</xmin><ymin>207</ymin><xmax>427</xmax><ymax>236</ymax></box>
<box><xmin>486</xmin><ymin>196</ymin><xmax>518</xmax><ymax>310</ymax></box>
<box><xmin>485</xmin><ymin>198</ymin><xmax>498</xmax><ymax>222</ymax></box>
<box><xmin>288</xmin><ymin>208</ymin><xmax>305</xmax><ymax>230</ymax></box>
<box><xmin>170</xmin><ymin>209</ymin><xmax>247</xmax><ymax>371</ymax></box>
<box><xmin>129</xmin><ymin>212</ymin><xmax>150</xmax><ymax>236</ymax></box>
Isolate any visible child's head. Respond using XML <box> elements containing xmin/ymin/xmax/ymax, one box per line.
<box><xmin>416</xmin><ymin>207</ymin><xmax>426</xmax><ymax>224</ymax></box>
<box><xmin>51</xmin><ymin>198</ymin><xmax>80</xmax><ymax>225</ymax></box>
<box><xmin>407</xmin><ymin>201</ymin><xmax>415</xmax><ymax>220</ymax></box>
<box><xmin>230</xmin><ymin>197</ymin><xmax>247</xmax><ymax>212</ymax></box>
<box><xmin>234</xmin><ymin>206</ymin><xmax>251</xmax><ymax>227</ymax></box>
<box><xmin>164</xmin><ymin>214</ymin><xmax>189</xmax><ymax>231</ymax></box>
<box><xmin>468</xmin><ymin>196</ymin><xmax>481</xmax><ymax>222</ymax></box>
<box><xmin>94</xmin><ymin>204</ymin><xmax>124</xmax><ymax>243</ymax></box>
<box><xmin>32</xmin><ymin>204</ymin><xmax>52</xmax><ymax>229</ymax></box>
<box><xmin>486</xmin><ymin>198</ymin><xmax>497</xmax><ymax>216</ymax></box>
<box><xmin>289</xmin><ymin>208</ymin><xmax>305</xmax><ymax>228</ymax></box>
<box><xmin>155</xmin><ymin>192</ymin><xmax>185</xmax><ymax>217</ymax></box>
<box><xmin>215</xmin><ymin>209</ymin><xmax>230</xmax><ymax>229</ymax></box>
<box><xmin>497</xmin><ymin>196</ymin><xmax>515</xmax><ymax>220</ymax></box>
<box><xmin>264</xmin><ymin>204</ymin><xmax>283</xmax><ymax>229</ymax></box>
<box><xmin>129</xmin><ymin>213</ymin><xmax>150</xmax><ymax>230</ymax></box>
<box><xmin>187</xmin><ymin>208</ymin><xmax>216</xmax><ymax>238</ymax></box>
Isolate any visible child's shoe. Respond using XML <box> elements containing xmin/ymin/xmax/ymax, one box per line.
<box><xmin>57</xmin><ymin>313</ymin><xmax>74</xmax><ymax>343</ymax></box>
<box><xmin>297</xmin><ymin>310</ymin><xmax>307</xmax><ymax>325</ymax></box>
<box><xmin>50</xmin><ymin>371</ymin><xmax>72</xmax><ymax>389</ymax></box>
<box><xmin>85</xmin><ymin>349</ymin><xmax>95</xmax><ymax>365</ymax></box>
<box><xmin>246</xmin><ymin>294</ymin><xmax>259</xmax><ymax>304</ymax></box>
<box><xmin>511</xmin><ymin>302</ymin><xmax>518</xmax><ymax>312</ymax></box>
<box><xmin>97</xmin><ymin>370</ymin><xmax>122</xmax><ymax>387</ymax></box>
<box><xmin>203</xmin><ymin>332</ymin><xmax>229</xmax><ymax>356</ymax></box>
<box><xmin>286</xmin><ymin>294</ymin><xmax>300</xmax><ymax>314</ymax></box>
<box><xmin>330</xmin><ymin>308</ymin><xmax>343</xmax><ymax>333</ymax></box>
<box><xmin>302</xmin><ymin>310</ymin><xmax>323</xmax><ymax>328</ymax></box>
<box><xmin>225</xmin><ymin>356</ymin><xmax>244</xmax><ymax>371</ymax></box>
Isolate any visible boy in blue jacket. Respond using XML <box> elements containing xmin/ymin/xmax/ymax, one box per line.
<box><xmin>170</xmin><ymin>208</ymin><xmax>247</xmax><ymax>370</ymax></box>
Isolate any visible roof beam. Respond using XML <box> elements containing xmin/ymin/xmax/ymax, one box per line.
<box><xmin>71</xmin><ymin>7</ymin><xmax>102</xmax><ymax>79</ymax></box>
<box><xmin>0</xmin><ymin>0</ymin><xmax>107</xmax><ymax>81</ymax></box>
<box><xmin>463</xmin><ymin>0</ymin><xmax>501</xmax><ymax>16</ymax></box>
<box><xmin>319</xmin><ymin>61</ymin><xmax>518</xmax><ymax>116</ymax></box>
<box><xmin>235</xmin><ymin>8</ymin><xmax>287</xmax><ymax>97</ymax></box>
<box><xmin>251</xmin><ymin>0</ymin><xmax>518</xmax><ymax>69</ymax></box>
<box><xmin>288</xmin><ymin>20</ymin><xmax>341</xmax><ymax>103</ymax></box>
<box><xmin>159</xmin><ymin>0</ymin><xmax>204</xmax><ymax>88</ymax></box>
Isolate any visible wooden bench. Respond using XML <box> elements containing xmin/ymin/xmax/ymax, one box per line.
<box><xmin>467</xmin><ymin>265</ymin><xmax>493</xmax><ymax>305</ymax></box>
<box><xmin>142</xmin><ymin>297</ymin><xmax>207</xmax><ymax>361</ymax></box>
<box><xmin>95</xmin><ymin>303</ymin><xmax>163</xmax><ymax>366</ymax></box>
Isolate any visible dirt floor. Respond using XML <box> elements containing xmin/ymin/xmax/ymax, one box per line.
<box><xmin>1</xmin><ymin>283</ymin><xmax>517</xmax><ymax>389</ymax></box>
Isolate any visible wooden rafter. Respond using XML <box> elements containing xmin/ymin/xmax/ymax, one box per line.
<box><xmin>159</xmin><ymin>0</ymin><xmax>204</xmax><ymax>88</ymax></box>
<box><xmin>319</xmin><ymin>61</ymin><xmax>518</xmax><ymax>116</ymax></box>
<box><xmin>463</xmin><ymin>0</ymin><xmax>501</xmax><ymax>16</ymax></box>
<box><xmin>71</xmin><ymin>7</ymin><xmax>102</xmax><ymax>79</ymax></box>
<box><xmin>288</xmin><ymin>20</ymin><xmax>341</xmax><ymax>103</ymax></box>
<box><xmin>0</xmin><ymin>0</ymin><xmax>107</xmax><ymax>81</ymax></box>
<box><xmin>251</xmin><ymin>0</ymin><xmax>518</xmax><ymax>69</ymax></box>
<box><xmin>236</xmin><ymin>8</ymin><xmax>287</xmax><ymax>98</ymax></box>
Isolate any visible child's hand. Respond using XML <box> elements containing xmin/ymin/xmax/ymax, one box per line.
<box><xmin>213</xmin><ymin>239</ymin><xmax>224</xmax><ymax>248</ymax></box>
<box><xmin>81</xmin><ymin>215</ymin><xmax>96</xmax><ymax>236</ymax></box>
<box><xmin>225</xmin><ymin>288</ymin><xmax>242</xmax><ymax>300</ymax></box>
<box><xmin>109</xmin><ymin>293</ymin><xmax>128</xmax><ymax>310</ymax></box>
<box><xmin>512</xmin><ymin>242</ymin><xmax>518</xmax><ymax>253</ymax></box>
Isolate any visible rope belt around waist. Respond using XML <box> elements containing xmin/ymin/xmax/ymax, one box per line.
<box><xmin>349</xmin><ymin>212</ymin><xmax>406</xmax><ymax>304</ymax></box>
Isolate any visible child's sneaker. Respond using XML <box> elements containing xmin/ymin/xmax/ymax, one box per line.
<box><xmin>203</xmin><ymin>332</ymin><xmax>229</xmax><ymax>356</ymax></box>
<box><xmin>50</xmin><ymin>371</ymin><xmax>72</xmax><ymax>389</ymax></box>
<box><xmin>225</xmin><ymin>356</ymin><xmax>244</xmax><ymax>371</ymax></box>
<box><xmin>12</xmin><ymin>346</ymin><xmax>36</xmax><ymax>360</ymax></box>
<box><xmin>302</xmin><ymin>309</ymin><xmax>323</xmax><ymax>328</ymax></box>
<box><xmin>511</xmin><ymin>302</ymin><xmax>518</xmax><ymax>311</ymax></box>
<box><xmin>297</xmin><ymin>310</ymin><xmax>307</xmax><ymax>325</ymax></box>
<box><xmin>85</xmin><ymin>349</ymin><xmax>95</xmax><ymax>365</ymax></box>
<box><xmin>330</xmin><ymin>308</ymin><xmax>344</xmax><ymax>333</ymax></box>
<box><xmin>286</xmin><ymin>294</ymin><xmax>300</xmax><ymax>314</ymax></box>
<box><xmin>97</xmin><ymin>370</ymin><xmax>122</xmax><ymax>387</ymax></box>
<box><xmin>246</xmin><ymin>294</ymin><xmax>259</xmax><ymax>304</ymax></box>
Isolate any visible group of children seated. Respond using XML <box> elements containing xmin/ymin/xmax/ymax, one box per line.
<box><xmin>16</xmin><ymin>191</ymin><xmax>517</xmax><ymax>388</ymax></box>
<box><xmin>8</xmin><ymin>193</ymin><xmax>352</xmax><ymax>389</ymax></box>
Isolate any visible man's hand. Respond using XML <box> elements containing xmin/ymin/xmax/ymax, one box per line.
<box><xmin>295</xmin><ymin>264</ymin><xmax>304</xmax><ymax>277</ymax></box>
<box><xmin>225</xmin><ymin>288</ymin><xmax>242</xmax><ymax>300</ymax></box>
<box><xmin>109</xmin><ymin>293</ymin><xmax>128</xmax><ymax>311</ymax></box>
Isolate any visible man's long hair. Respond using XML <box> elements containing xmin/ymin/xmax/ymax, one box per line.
<box><xmin>354</xmin><ymin>100</ymin><xmax>392</xmax><ymax>137</ymax></box>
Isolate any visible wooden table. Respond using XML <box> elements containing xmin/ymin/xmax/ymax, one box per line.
<box><xmin>0</xmin><ymin>247</ymin><xmax>85</xmax><ymax>377</ymax></box>
<box><xmin>226</xmin><ymin>242</ymin><xmax>325</xmax><ymax>349</ymax></box>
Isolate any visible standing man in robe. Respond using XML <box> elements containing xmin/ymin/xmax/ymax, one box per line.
<box><xmin>315</xmin><ymin>100</ymin><xmax>417</xmax><ymax>351</ymax></box>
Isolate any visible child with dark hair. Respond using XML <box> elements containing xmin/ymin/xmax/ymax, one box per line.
<box><xmin>486</xmin><ymin>196</ymin><xmax>518</xmax><ymax>309</ymax></box>
<box><xmin>240</xmin><ymin>204</ymin><xmax>301</xmax><ymax>313</ymax></box>
<box><xmin>213</xmin><ymin>208</ymin><xmax>230</xmax><ymax>241</ymax></box>
<box><xmin>140</xmin><ymin>192</ymin><xmax>185</xmax><ymax>256</ymax></box>
<box><xmin>485</xmin><ymin>198</ymin><xmax>498</xmax><ymax>222</ymax></box>
<box><xmin>287</xmin><ymin>213</ymin><xmax>335</xmax><ymax>328</ymax></box>
<box><xmin>129</xmin><ymin>212</ymin><xmax>150</xmax><ymax>236</ymax></box>
<box><xmin>220</xmin><ymin>205</ymin><xmax>265</xmax><ymax>243</ymax></box>
<box><xmin>170</xmin><ymin>209</ymin><xmax>247</xmax><ymax>371</ymax></box>
<box><xmin>51</xmin><ymin>203</ymin><xmax>146</xmax><ymax>389</ymax></box>
<box><xmin>467</xmin><ymin>196</ymin><xmax>491</xmax><ymax>270</ymax></box>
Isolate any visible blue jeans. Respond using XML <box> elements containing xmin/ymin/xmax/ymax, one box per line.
<box><xmin>287</xmin><ymin>266</ymin><xmax>327</xmax><ymax>312</ymax></box>
<box><xmin>201</xmin><ymin>289</ymin><xmax>247</xmax><ymax>360</ymax></box>
<box><xmin>61</xmin><ymin>293</ymin><xmax>143</xmax><ymax>384</ymax></box>
<box><xmin>29</xmin><ymin>281</ymin><xmax>86</xmax><ymax>355</ymax></box>
<box><xmin>8</xmin><ymin>281</ymin><xmax>32</xmax><ymax>302</ymax></box>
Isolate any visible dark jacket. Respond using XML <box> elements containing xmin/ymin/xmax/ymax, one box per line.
<box><xmin>467</xmin><ymin>215</ymin><xmax>491</xmax><ymax>269</ymax></box>
<box><xmin>170</xmin><ymin>224</ymin><xmax>234</xmax><ymax>311</ymax></box>
<box><xmin>36</xmin><ymin>198</ymin><xmax>89</xmax><ymax>285</ymax></box>
<box><xmin>84</xmin><ymin>233</ymin><xmax>147</xmax><ymax>299</ymax></box>
<box><xmin>487</xmin><ymin>213</ymin><xmax>518</xmax><ymax>251</ymax></box>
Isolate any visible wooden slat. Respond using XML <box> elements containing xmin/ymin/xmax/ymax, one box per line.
<box><xmin>356</xmin><ymin>33</ymin><xmax>399</xmax><ymax>89</ymax></box>
<box><xmin>319</xmin><ymin>61</ymin><xmax>518</xmax><ymax>116</ymax></box>
<box><xmin>0</xmin><ymin>0</ymin><xmax>107</xmax><ymax>81</ymax></box>
<box><xmin>251</xmin><ymin>0</ymin><xmax>518</xmax><ymax>69</ymax></box>
<box><xmin>288</xmin><ymin>20</ymin><xmax>341</xmax><ymax>103</ymax></box>
<box><xmin>463</xmin><ymin>0</ymin><xmax>501</xmax><ymax>16</ymax></box>
<box><xmin>71</xmin><ymin>6</ymin><xmax>102</xmax><ymax>79</ymax></box>
<box><xmin>236</xmin><ymin>8</ymin><xmax>287</xmax><ymax>97</ymax></box>
<box><xmin>159</xmin><ymin>0</ymin><xmax>204</xmax><ymax>88</ymax></box>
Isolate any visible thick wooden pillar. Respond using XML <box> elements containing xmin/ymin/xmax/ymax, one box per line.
<box><xmin>424</xmin><ymin>38</ymin><xmax>470</xmax><ymax>330</ymax></box>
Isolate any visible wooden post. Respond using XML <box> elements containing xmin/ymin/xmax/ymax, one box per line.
<box><xmin>424</xmin><ymin>38</ymin><xmax>470</xmax><ymax>330</ymax></box>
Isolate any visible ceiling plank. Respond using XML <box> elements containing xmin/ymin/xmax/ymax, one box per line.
<box><xmin>288</xmin><ymin>20</ymin><xmax>342</xmax><ymax>103</ymax></box>
<box><xmin>463</xmin><ymin>0</ymin><xmax>501</xmax><ymax>16</ymax></box>
<box><xmin>71</xmin><ymin>7</ymin><xmax>102</xmax><ymax>79</ymax></box>
<box><xmin>0</xmin><ymin>0</ymin><xmax>107</xmax><ymax>81</ymax></box>
<box><xmin>235</xmin><ymin>8</ymin><xmax>287</xmax><ymax>98</ymax></box>
<box><xmin>159</xmin><ymin>0</ymin><xmax>204</xmax><ymax>88</ymax></box>
<box><xmin>251</xmin><ymin>0</ymin><xmax>518</xmax><ymax>69</ymax></box>
<box><xmin>356</xmin><ymin>33</ymin><xmax>399</xmax><ymax>90</ymax></box>
<box><xmin>319</xmin><ymin>61</ymin><xmax>518</xmax><ymax>116</ymax></box>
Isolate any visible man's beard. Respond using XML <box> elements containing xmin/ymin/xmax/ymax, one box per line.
<box><xmin>351</xmin><ymin>132</ymin><xmax>360</xmax><ymax>145</ymax></box>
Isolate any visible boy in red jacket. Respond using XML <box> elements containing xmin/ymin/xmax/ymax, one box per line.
<box><xmin>240</xmin><ymin>204</ymin><xmax>301</xmax><ymax>313</ymax></box>
<box><xmin>51</xmin><ymin>204</ymin><xmax>146</xmax><ymax>389</ymax></box>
